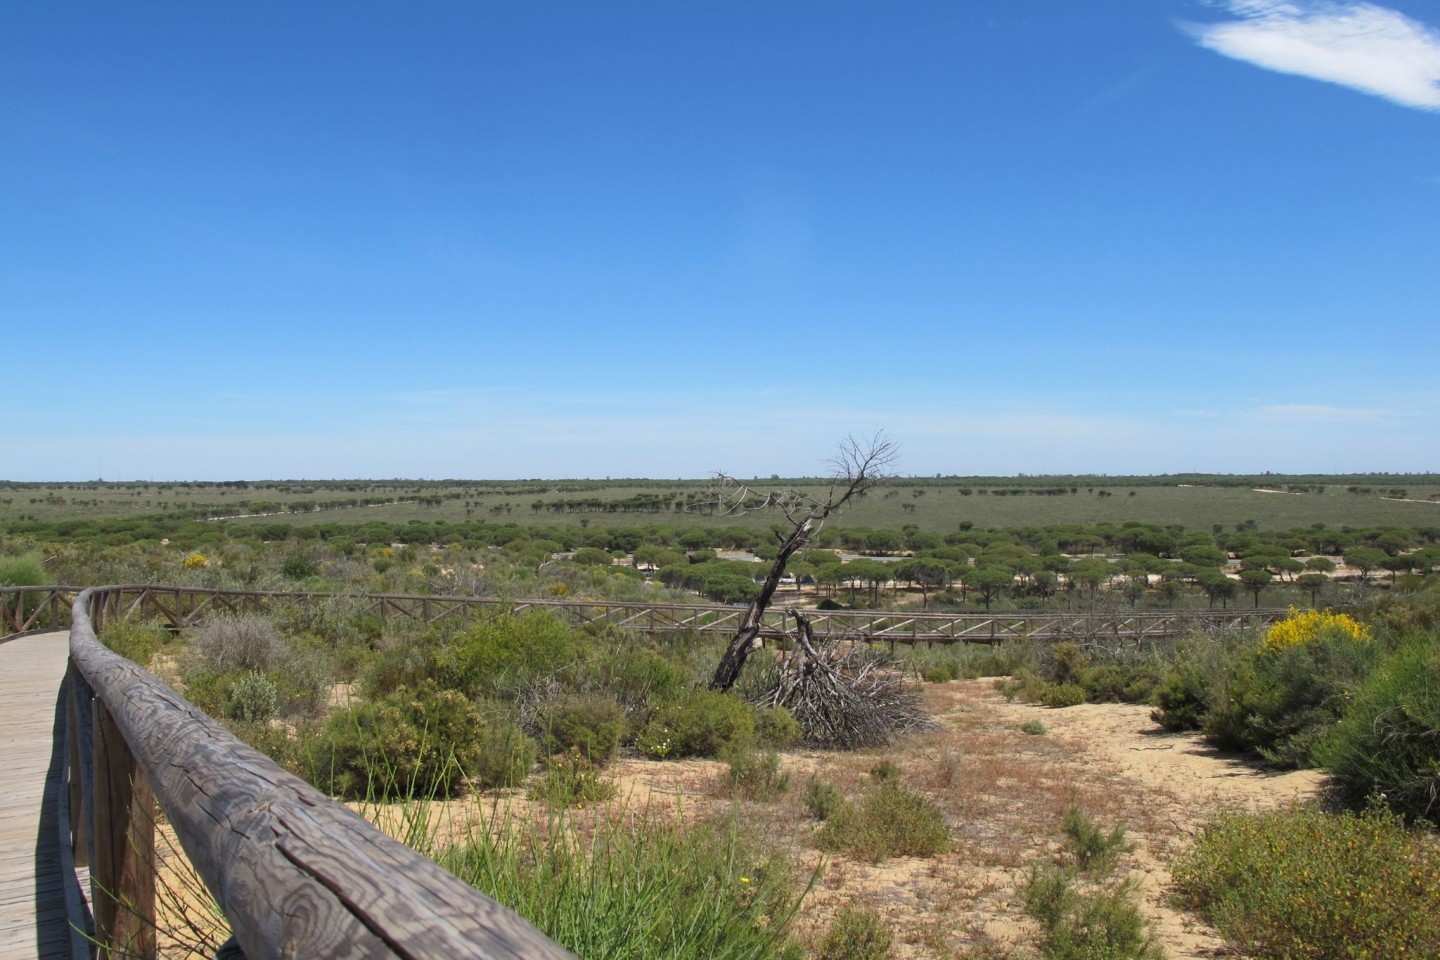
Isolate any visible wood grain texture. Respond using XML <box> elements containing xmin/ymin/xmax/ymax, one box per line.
<box><xmin>0</xmin><ymin>631</ymin><xmax>77</xmax><ymax>960</ymax></box>
<box><xmin>70</xmin><ymin>590</ymin><xmax>575</xmax><ymax>960</ymax></box>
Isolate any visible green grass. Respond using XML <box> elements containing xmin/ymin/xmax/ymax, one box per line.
<box><xmin>437</xmin><ymin>805</ymin><xmax>811</xmax><ymax>960</ymax></box>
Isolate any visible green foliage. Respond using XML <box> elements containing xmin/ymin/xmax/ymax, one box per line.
<box><xmin>723</xmin><ymin>744</ymin><xmax>790</xmax><ymax>801</ymax></box>
<box><xmin>868</xmin><ymin>759</ymin><xmax>901</xmax><ymax>784</ymax></box>
<box><xmin>99</xmin><ymin>620</ymin><xmax>167</xmax><ymax>667</ymax></box>
<box><xmin>439</xmin><ymin>808</ymin><xmax>809</xmax><ymax>960</ymax></box>
<box><xmin>529</xmin><ymin>748</ymin><xmax>616</xmax><ymax>808</ymax></box>
<box><xmin>1040</xmin><ymin>683</ymin><xmax>1087</xmax><ymax>708</ymax></box>
<box><xmin>1204</xmin><ymin>625</ymin><xmax>1378</xmax><ymax>767</ymax></box>
<box><xmin>636</xmin><ymin>689</ymin><xmax>756</xmax><ymax>759</ymax></box>
<box><xmin>1018</xmin><ymin>868</ymin><xmax>1164</xmax><ymax>960</ymax></box>
<box><xmin>440</xmin><ymin>611</ymin><xmax>592</xmax><ymax>698</ymax></box>
<box><xmin>1061</xmin><ymin>807</ymin><xmax>1129</xmax><ymax>873</ymax></box>
<box><xmin>186</xmin><ymin>614</ymin><xmax>289</xmax><ymax>674</ymax></box>
<box><xmin>306</xmin><ymin>683</ymin><xmax>535</xmax><ymax>799</ymax></box>
<box><xmin>753</xmin><ymin>706</ymin><xmax>802</xmax><ymax>749</ymax></box>
<box><xmin>0</xmin><ymin>553</ymin><xmax>46</xmax><ymax>586</ymax></box>
<box><xmin>227</xmin><ymin>670</ymin><xmax>278</xmax><ymax>724</ymax></box>
<box><xmin>1172</xmin><ymin>804</ymin><xmax>1440</xmax><ymax>959</ymax></box>
<box><xmin>817</xmin><ymin>784</ymin><xmax>949</xmax><ymax>861</ymax></box>
<box><xmin>1021</xmin><ymin>719</ymin><xmax>1048</xmax><ymax>736</ymax></box>
<box><xmin>815</xmin><ymin>905</ymin><xmax>893</xmax><ymax>960</ymax></box>
<box><xmin>541</xmin><ymin>695</ymin><xmax>626</xmax><ymax>764</ymax></box>
<box><xmin>921</xmin><ymin>665</ymin><xmax>954</xmax><ymax>683</ymax></box>
<box><xmin>804</xmin><ymin>778</ymin><xmax>845</xmax><ymax>821</ymax></box>
<box><xmin>1318</xmin><ymin>634</ymin><xmax>1440</xmax><ymax>820</ymax></box>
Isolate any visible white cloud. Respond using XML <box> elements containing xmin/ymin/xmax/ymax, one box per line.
<box><xmin>1185</xmin><ymin>1</ymin><xmax>1440</xmax><ymax>110</ymax></box>
<box><xmin>1247</xmin><ymin>403</ymin><xmax>1388</xmax><ymax>422</ymax></box>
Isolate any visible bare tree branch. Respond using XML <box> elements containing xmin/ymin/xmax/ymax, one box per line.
<box><xmin>708</xmin><ymin>432</ymin><xmax>897</xmax><ymax>692</ymax></box>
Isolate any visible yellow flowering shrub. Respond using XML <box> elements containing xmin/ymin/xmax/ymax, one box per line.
<box><xmin>1263</xmin><ymin>607</ymin><xmax>1370</xmax><ymax>654</ymax></box>
<box><xmin>182</xmin><ymin>552</ymin><xmax>209</xmax><ymax>569</ymax></box>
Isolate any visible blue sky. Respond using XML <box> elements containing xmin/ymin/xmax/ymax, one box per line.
<box><xmin>4</xmin><ymin>1</ymin><xmax>1438</xmax><ymax>481</ymax></box>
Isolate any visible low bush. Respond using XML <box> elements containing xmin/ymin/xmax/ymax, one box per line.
<box><xmin>1061</xmin><ymin>807</ymin><xmax>1129</xmax><ymax>873</ymax></box>
<box><xmin>439</xmin><ymin>808</ymin><xmax>808</xmax><ymax>960</ymax></box>
<box><xmin>723</xmin><ymin>745</ymin><xmax>790</xmax><ymax>801</ymax></box>
<box><xmin>100</xmin><ymin>620</ymin><xmax>168</xmax><ymax>667</ymax></box>
<box><xmin>227</xmin><ymin>670</ymin><xmax>278</xmax><ymax>725</ymax></box>
<box><xmin>636</xmin><ymin>689</ymin><xmax>755</xmax><ymax>759</ymax></box>
<box><xmin>0</xmin><ymin>553</ymin><xmax>45</xmax><ymax>586</ymax></box>
<box><xmin>818</xmin><ymin>784</ymin><xmax>949</xmax><ymax>862</ymax></box>
<box><xmin>1039</xmin><ymin>683</ymin><xmax>1087</xmax><ymax>708</ymax></box>
<box><xmin>1203</xmin><ymin>622</ymin><xmax>1378</xmax><ymax>768</ymax></box>
<box><xmin>529</xmin><ymin>748</ymin><xmax>615</xmax><ymax>808</ymax></box>
<box><xmin>754</xmin><ymin>706</ymin><xmax>802</xmax><ymax>749</ymax></box>
<box><xmin>815</xmin><ymin>905</ymin><xmax>893</xmax><ymax>960</ymax></box>
<box><xmin>1021</xmin><ymin>720</ymin><xmax>1048</xmax><ymax>736</ymax></box>
<box><xmin>305</xmin><ymin>683</ymin><xmax>535</xmax><ymax>799</ymax></box>
<box><xmin>1171</xmin><ymin>803</ymin><xmax>1440</xmax><ymax>959</ymax></box>
<box><xmin>1318</xmin><ymin>634</ymin><xmax>1440</xmax><ymax>820</ymax></box>
<box><xmin>541</xmin><ymin>695</ymin><xmax>626</xmax><ymax>764</ymax></box>
<box><xmin>804</xmin><ymin>778</ymin><xmax>845</xmax><ymax>821</ymax></box>
<box><xmin>1018</xmin><ymin>867</ymin><xmax>1163</xmax><ymax>960</ymax></box>
<box><xmin>439</xmin><ymin>610</ymin><xmax>592</xmax><ymax>699</ymax></box>
<box><xmin>186</xmin><ymin>614</ymin><xmax>289</xmax><ymax>675</ymax></box>
<box><xmin>921</xmin><ymin>666</ymin><xmax>954</xmax><ymax>683</ymax></box>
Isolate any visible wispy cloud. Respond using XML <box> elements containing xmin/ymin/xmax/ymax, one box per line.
<box><xmin>1184</xmin><ymin>1</ymin><xmax>1440</xmax><ymax>111</ymax></box>
<box><xmin>1247</xmin><ymin>402</ymin><xmax>1388</xmax><ymax>422</ymax></box>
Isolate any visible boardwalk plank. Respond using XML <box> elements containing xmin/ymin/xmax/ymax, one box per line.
<box><xmin>0</xmin><ymin>632</ymin><xmax>73</xmax><ymax>960</ymax></box>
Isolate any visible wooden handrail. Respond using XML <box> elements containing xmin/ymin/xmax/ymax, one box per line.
<box><xmin>1</xmin><ymin>583</ymin><xmax>1293</xmax><ymax>647</ymax></box>
<box><xmin>66</xmin><ymin>588</ymin><xmax>575</xmax><ymax>960</ymax></box>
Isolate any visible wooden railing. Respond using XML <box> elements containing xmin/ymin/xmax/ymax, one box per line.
<box><xmin>64</xmin><ymin>587</ymin><xmax>576</xmax><ymax>959</ymax></box>
<box><xmin>2</xmin><ymin>584</ymin><xmax>1290</xmax><ymax>648</ymax></box>
<box><xmin>0</xmin><ymin>584</ymin><xmax>82</xmax><ymax>639</ymax></box>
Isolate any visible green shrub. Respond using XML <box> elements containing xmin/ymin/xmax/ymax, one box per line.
<box><xmin>100</xmin><ymin>620</ymin><xmax>167</xmax><ymax>667</ymax></box>
<box><xmin>1061</xmin><ymin>807</ymin><xmax>1129</xmax><ymax>874</ymax></box>
<box><xmin>868</xmin><ymin>759</ymin><xmax>901</xmax><ymax>784</ymax></box>
<box><xmin>0</xmin><ymin>553</ymin><xmax>45</xmax><ymax>586</ymax></box>
<box><xmin>815</xmin><ymin>905</ymin><xmax>893</xmax><ymax>960</ymax></box>
<box><xmin>921</xmin><ymin>666</ymin><xmax>954</xmax><ymax>683</ymax></box>
<box><xmin>529</xmin><ymin>748</ymin><xmax>616</xmax><ymax>808</ymax></box>
<box><xmin>1040</xmin><ymin>683</ymin><xmax>1087</xmax><ymax>708</ymax></box>
<box><xmin>804</xmin><ymin>778</ymin><xmax>845</xmax><ymax>821</ymax></box>
<box><xmin>469</xmin><ymin>717</ymin><xmax>540</xmax><ymax>790</ymax></box>
<box><xmin>1204</xmin><ymin>625</ymin><xmax>1378</xmax><ymax>768</ymax></box>
<box><xmin>1318</xmin><ymin>635</ymin><xmax>1440</xmax><ymax>820</ymax></box>
<box><xmin>996</xmin><ymin>668</ymin><xmax>1048</xmax><ymax>703</ymax></box>
<box><xmin>754</xmin><ymin>706</ymin><xmax>802</xmax><ymax>749</ymax></box>
<box><xmin>440</xmin><ymin>610</ymin><xmax>592</xmax><ymax>698</ymax></box>
<box><xmin>439</xmin><ymin>808</ymin><xmax>808</xmax><ymax>960</ymax></box>
<box><xmin>1149</xmin><ymin>630</ymin><xmax>1248</xmax><ymax>732</ymax></box>
<box><xmin>1021</xmin><ymin>720</ymin><xmax>1048</xmax><ymax>736</ymax></box>
<box><xmin>594</xmin><ymin>648</ymin><xmax>689</xmax><ymax>719</ymax></box>
<box><xmin>818</xmin><ymin>784</ymin><xmax>949</xmax><ymax>861</ymax></box>
<box><xmin>186</xmin><ymin>614</ymin><xmax>288</xmax><ymax>675</ymax></box>
<box><xmin>723</xmin><ymin>745</ymin><xmax>790</xmax><ymax>801</ymax></box>
<box><xmin>1172</xmin><ymin>804</ymin><xmax>1440</xmax><ymax>959</ymax></box>
<box><xmin>227</xmin><ymin>670</ymin><xmax>278</xmax><ymax>725</ymax></box>
<box><xmin>306</xmin><ymin>683</ymin><xmax>535</xmax><ymax>799</ymax></box>
<box><xmin>1019</xmin><ymin>867</ymin><xmax>1164</xmax><ymax>960</ymax></box>
<box><xmin>542</xmin><ymin>695</ymin><xmax>626</xmax><ymax>764</ymax></box>
<box><xmin>636</xmin><ymin>689</ymin><xmax>755</xmax><ymax>759</ymax></box>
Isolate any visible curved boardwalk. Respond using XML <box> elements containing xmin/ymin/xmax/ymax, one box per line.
<box><xmin>0</xmin><ymin>632</ymin><xmax>73</xmax><ymax>960</ymax></box>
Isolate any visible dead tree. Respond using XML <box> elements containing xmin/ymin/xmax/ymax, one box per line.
<box><xmin>709</xmin><ymin>433</ymin><xmax>897</xmax><ymax>692</ymax></box>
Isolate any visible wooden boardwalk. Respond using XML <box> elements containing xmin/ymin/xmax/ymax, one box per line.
<box><xmin>0</xmin><ymin>633</ymin><xmax>75</xmax><ymax>960</ymax></box>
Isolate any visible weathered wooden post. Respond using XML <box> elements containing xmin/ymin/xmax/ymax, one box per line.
<box><xmin>91</xmin><ymin>698</ymin><xmax>157</xmax><ymax>960</ymax></box>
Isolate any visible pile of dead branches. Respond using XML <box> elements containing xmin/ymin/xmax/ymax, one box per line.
<box><xmin>749</xmin><ymin>609</ymin><xmax>934</xmax><ymax>749</ymax></box>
